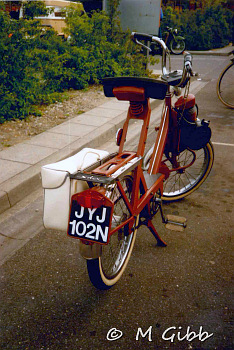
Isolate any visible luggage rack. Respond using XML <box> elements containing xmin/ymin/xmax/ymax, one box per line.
<box><xmin>70</xmin><ymin>154</ymin><xmax>142</xmax><ymax>185</ymax></box>
<box><xmin>70</xmin><ymin>172</ymin><xmax>115</xmax><ymax>185</ymax></box>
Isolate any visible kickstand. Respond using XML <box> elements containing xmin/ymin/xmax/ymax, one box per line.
<box><xmin>147</xmin><ymin>220</ymin><xmax>167</xmax><ymax>247</ymax></box>
<box><xmin>137</xmin><ymin>216</ymin><xmax>167</xmax><ymax>247</ymax></box>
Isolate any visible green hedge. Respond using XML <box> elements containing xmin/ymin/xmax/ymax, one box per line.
<box><xmin>161</xmin><ymin>5</ymin><xmax>233</xmax><ymax>50</ymax></box>
<box><xmin>0</xmin><ymin>6</ymin><xmax>147</xmax><ymax>123</ymax></box>
<box><xmin>0</xmin><ymin>15</ymin><xmax>68</xmax><ymax>123</ymax></box>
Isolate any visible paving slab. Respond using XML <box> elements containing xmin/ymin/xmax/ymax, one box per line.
<box><xmin>24</xmin><ymin>132</ymin><xmax>78</xmax><ymax>149</ymax></box>
<box><xmin>70</xmin><ymin>114</ymin><xmax>110</xmax><ymax>126</ymax></box>
<box><xmin>100</xmin><ymin>100</ymin><xmax>129</xmax><ymax>110</ymax></box>
<box><xmin>85</xmin><ymin>106</ymin><xmax>127</xmax><ymax>118</ymax></box>
<box><xmin>0</xmin><ymin>143</ymin><xmax>56</xmax><ymax>165</ymax></box>
<box><xmin>0</xmin><ymin>159</ymin><xmax>30</xmax><ymax>183</ymax></box>
<box><xmin>49</xmin><ymin>122</ymin><xmax>96</xmax><ymax>137</ymax></box>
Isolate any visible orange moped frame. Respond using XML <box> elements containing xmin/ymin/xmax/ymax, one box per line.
<box><xmin>69</xmin><ymin>86</ymin><xmax>170</xmax><ymax>247</ymax></box>
<box><xmin>95</xmin><ymin>86</ymin><xmax>170</xmax><ymax>246</ymax></box>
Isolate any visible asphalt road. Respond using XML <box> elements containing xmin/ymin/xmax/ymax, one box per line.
<box><xmin>0</xmin><ymin>55</ymin><xmax>233</xmax><ymax>350</ymax></box>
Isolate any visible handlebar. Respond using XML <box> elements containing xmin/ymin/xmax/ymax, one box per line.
<box><xmin>131</xmin><ymin>32</ymin><xmax>169</xmax><ymax>75</ymax></box>
<box><xmin>131</xmin><ymin>32</ymin><xmax>193</xmax><ymax>88</ymax></box>
<box><xmin>165</xmin><ymin>26</ymin><xmax>177</xmax><ymax>33</ymax></box>
<box><xmin>131</xmin><ymin>32</ymin><xmax>154</xmax><ymax>42</ymax></box>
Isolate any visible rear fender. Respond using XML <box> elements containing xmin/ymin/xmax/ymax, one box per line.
<box><xmin>79</xmin><ymin>241</ymin><xmax>102</xmax><ymax>259</ymax></box>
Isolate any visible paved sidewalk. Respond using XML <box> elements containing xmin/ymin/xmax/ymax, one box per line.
<box><xmin>189</xmin><ymin>44</ymin><xmax>233</xmax><ymax>56</ymax></box>
<box><xmin>0</xmin><ymin>99</ymin><xmax>129</xmax><ymax>214</ymax></box>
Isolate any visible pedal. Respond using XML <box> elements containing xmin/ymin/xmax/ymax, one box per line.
<box><xmin>165</xmin><ymin>214</ymin><xmax>187</xmax><ymax>232</ymax></box>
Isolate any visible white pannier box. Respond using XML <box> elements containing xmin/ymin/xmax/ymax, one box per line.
<box><xmin>41</xmin><ymin>148</ymin><xmax>109</xmax><ymax>231</ymax></box>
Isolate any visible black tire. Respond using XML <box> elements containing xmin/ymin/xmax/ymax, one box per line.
<box><xmin>87</xmin><ymin>176</ymin><xmax>137</xmax><ymax>290</ymax></box>
<box><xmin>143</xmin><ymin>141</ymin><xmax>214</xmax><ymax>201</ymax></box>
<box><xmin>217</xmin><ymin>61</ymin><xmax>234</xmax><ymax>109</ymax></box>
<box><xmin>170</xmin><ymin>37</ymin><xmax>185</xmax><ymax>55</ymax></box>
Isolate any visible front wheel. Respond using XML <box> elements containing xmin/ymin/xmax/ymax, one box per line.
<box><xmin>143</xmin><ymin>141</ymin><xmax>214</xmax><ymax>201</ymax></box>
<box><xmin>217</xmin><ymin>61</ymin><xmax>234</xmax><ymax>109</ymax></box>
<box><xmin>87</xmin><ymin>175</ymin><xmax>137</xmax><ymax>290</ymax></box>
<box><xmin>170</xmin><ymin>37</ymin><xmax>185</xmax><ymax>55</ymax></box>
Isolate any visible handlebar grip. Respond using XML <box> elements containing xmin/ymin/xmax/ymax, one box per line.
<box><xmin>131</xmin><ymin>32</ymin><xmax>154</xmax><ymax>42</ymax></box>
<box><xmin>184</xmin><ymin>52</ymin><xmax>193</xmax><ymax>74</ymax></box>
<box><xmin>184</xmin><ymin>52</ymin><xmax>192</xmax><ymax>65</ymax></box>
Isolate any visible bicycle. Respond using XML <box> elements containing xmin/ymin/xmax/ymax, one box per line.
<box><xmin>217</xmin><ymin>50</ymin><xmax>234</xmax><ymax>109</ymax></box>
<box><xmin>41</xmin><ymin>32</ymin><xmax>213</xmax><ymax>290</ymax></box>
<box><xmin>150</xmin><ymin>26</ymin><xmax>185</xmax><ymax>56</ymax></box>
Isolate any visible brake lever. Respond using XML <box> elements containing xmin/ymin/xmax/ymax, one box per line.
<box><xmin>134</xmin><ymin>38</ymin><xmax>152</xmax><ymax>52</ymax></box>
<box><xmin>185</xmin><ymin>62</ymin><xmax>193</xmax><ymax>76</ymax></box>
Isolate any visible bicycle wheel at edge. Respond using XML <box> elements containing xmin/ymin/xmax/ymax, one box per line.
<box><xmin>217</xmin><ymin>61</ymin><xmax>234</xmax><ymax>109</ymax></box>
<box><xmin>143</xmin><ymin>141</ymin><xmax>214</xmax><ymax>201</ymax></box>
<box><xmin>170</xmin><ymin>37</ymin><xmax>185</xmax><ymax>55</ymax></box>
<box><xmin>87</xmin><ymin>175</ymin><xmax>138</xmax><ymax>290</ymax></box>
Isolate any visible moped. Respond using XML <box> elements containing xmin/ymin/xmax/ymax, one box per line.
<box><xmin>41</xmin><ymin>32</ymin><xmax>212</xmax><ymax>290</ymax></box>
<box><xmin>151</xmin><ymin>26</ymin><xmax>185</xmax><ymax>55</ymax></box>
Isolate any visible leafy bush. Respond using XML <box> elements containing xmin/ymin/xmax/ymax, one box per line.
<box><xmin>0</xmin><ymin>3</ymin><xmax>147</xmax><ymax>123</ymax></box>
<box><xmin>161</xmin><ymin>5</ymin><xmax>233</xmax><ymax>50</ymax></box>
<box><xmin>65</xmin><ymin>8</ymin><xmax>148</xmax><ymax>83</ymax></box>
<box><xmin>0</xmin><ymin>9</ymin><xmax>68</xmax><ymax>123</ymax></box>
<box><xmin>23</xmin><ymin>0</ymin><xmax>49</xmax><ymax>19</ymax></box>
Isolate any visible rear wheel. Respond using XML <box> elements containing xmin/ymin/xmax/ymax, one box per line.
<box><xmin>170</xmin><ymin>37</ymin><xmax>185</xmax><ymax>55</ymax></box>
<box><xmin>87</xmin><ymin>176</ymin><xmax>137</xmax><ymax>290</ymax></box>
<box><xmin>143</xmin><ymin>141</ymin><xmax>214</xmax><ymax>201</ymax></box>
<box><xmin>217</xmin><ymin>61</ymin><xmax>234</xmax><ymax>109</ymax></box>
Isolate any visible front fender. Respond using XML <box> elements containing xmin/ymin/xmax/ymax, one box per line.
<box><xmin>176</xmin><ymin>35</ymin><xmax>185</xmax><ymax>40</ymax></box>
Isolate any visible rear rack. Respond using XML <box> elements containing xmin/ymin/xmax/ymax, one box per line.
<box><xmin>70</xmin><ymin>156</ymin><xmax>142</xmax><ymax>185</ymax></box>
<box><xmin>70</xmin><ymin>172</ymin><xmax>115</xmax><ymax>185</ymax></box>
<box><xmin>82</xmin><ymin>152</ymin><xmax>118</xmax><ymax>173</ymax></box>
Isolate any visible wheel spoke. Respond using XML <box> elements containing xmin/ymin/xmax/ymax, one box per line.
<box><xmin>161</xmin><ymin>143</ymin><xmax>213</xmax><ymax>199</ymax></box>
<box><xmin>99</xmin><ymin>176</ymin><xmax>136</xmax><ymax>278</ymax></box>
